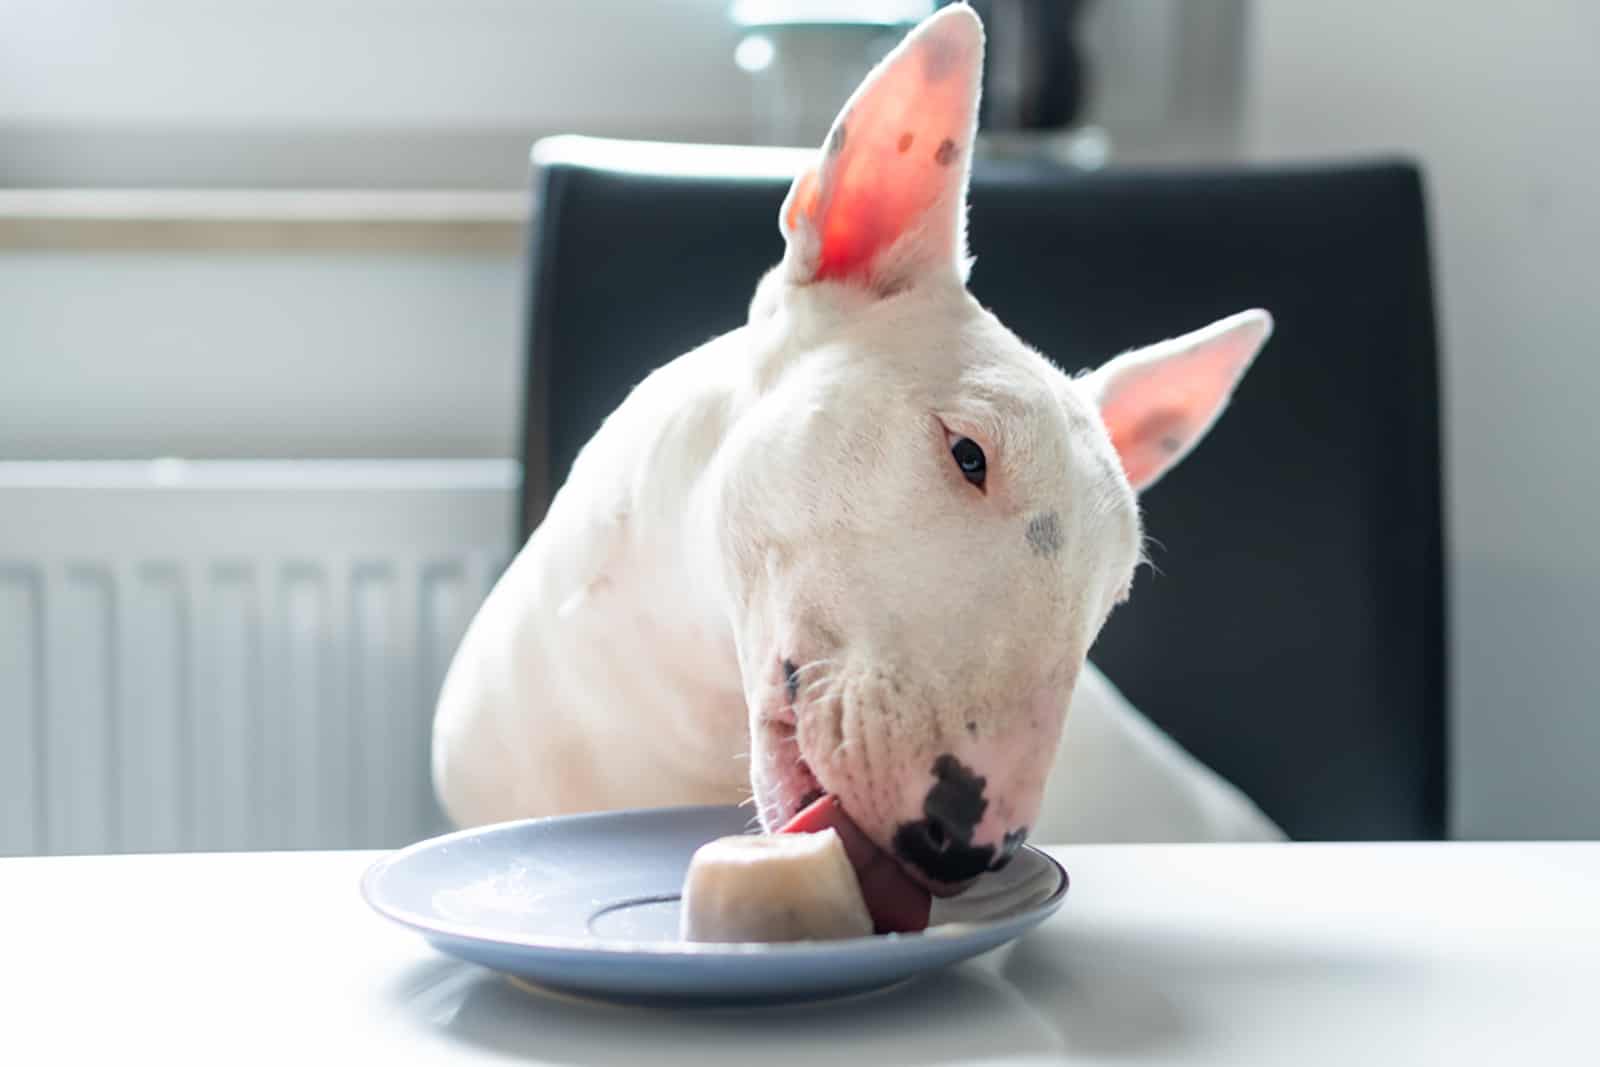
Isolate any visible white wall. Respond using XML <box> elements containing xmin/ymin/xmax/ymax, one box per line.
<box><xmin>0</xmin><ymin>0</ymin><xmax>753</xmax><ymax>187</ymax></box>
<box><xmin>1242</xmin><ymin>2</ymin><xmax>1600</xmax><ymax>839</ymax></box>
<box><xmin>0</xmin><ymin>0</ymin><xmax>1225</xmax><ymax>187</ymax></box>
<box><xmin>0</xmin><ymin>0</ymin><xmax>741</xmax><ymax>127</ymax></box>
<box><xmin>0</xmin><ymin>245</ymin><xmax>523</xmax><ymax>459</ymax></box>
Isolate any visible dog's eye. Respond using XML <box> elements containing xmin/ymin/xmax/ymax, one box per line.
<box><xmin>951</xmin><ymin>437</ymin><xmax>986</xmax><ymax>487</ymax></box>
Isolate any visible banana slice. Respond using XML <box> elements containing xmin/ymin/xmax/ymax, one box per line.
<box><xmin>679</xmin><ymin>828</ymin><xmax>874</xmax><ymax>943</ymax></box>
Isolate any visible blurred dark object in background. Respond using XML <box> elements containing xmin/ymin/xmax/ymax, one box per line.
<box><xmin>729</xmin><ymin>1</ymin><xmax>1098</xmax><ymax>155</ymax></box>
<box><xmin>959</xmin><ymin>0</ymin><xmax>1092</xmax><ymax>132</ymax></box>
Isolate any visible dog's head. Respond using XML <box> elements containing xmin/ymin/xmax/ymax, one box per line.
<box><xmin>716</xmin><ymin>5</ymin><xmax>1271</xmax><ymax>892</ymax></box>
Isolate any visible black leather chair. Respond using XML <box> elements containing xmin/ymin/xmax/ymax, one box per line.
<box><xmin>517</xmin><ymin>139</ymin><xmax>1448</xmax><ymax>842</ymax></box>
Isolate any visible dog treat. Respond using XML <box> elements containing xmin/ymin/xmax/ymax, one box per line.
<box><xmin>679</xmin><ymin>828</ymin><xmax>874</xmax><ymax>943</ymax></box>
<box><xmin>780</xmin><ymin>794</ymin><xmax>933</xmax><ymax>935</ymax></box>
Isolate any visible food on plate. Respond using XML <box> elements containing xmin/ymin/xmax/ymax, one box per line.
<box><xmin>678</xmin><ymin>795</ymin><xmax>935</xmax><ymax>943</ymax></box>
<box><xmin>678</xmin><ymin>827</ymin><xmax>873</xmax><ymax>943</ymax></box>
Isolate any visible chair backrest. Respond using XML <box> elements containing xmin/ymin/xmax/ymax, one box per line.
<box><xmin>518</xmin><ymin>139</ymin><xmax>1448</xmax><ymax>841</ymax></box>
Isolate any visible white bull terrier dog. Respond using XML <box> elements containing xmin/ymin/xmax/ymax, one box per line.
<box><xmin>433</xmin><ymin>3</ymin><xmax>1283</xmax><ymax>891</ymax></box>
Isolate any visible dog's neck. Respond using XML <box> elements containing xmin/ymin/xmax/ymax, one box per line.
<box><xmin>534</xmin><ymin>325</ymin><xmax>768</xmax><ymax>802</ymax></box>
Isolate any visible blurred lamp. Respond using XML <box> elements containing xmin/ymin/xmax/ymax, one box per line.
<box><xmin>729</xmin><ymin>1</ymin><xmax>1106</xmax><ymax>168</ymax></box>
<box><xmin>729</xmin><ymin>1</ymin><xmax>933</xmax><ymax>145</ymax></box>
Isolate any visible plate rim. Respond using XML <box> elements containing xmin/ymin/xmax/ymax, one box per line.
<box><xmin>360</xmin><ymin>803</ymin><xmax>1069</xmax><ymax>959</ymax></box>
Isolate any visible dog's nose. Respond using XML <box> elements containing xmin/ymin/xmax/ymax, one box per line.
<box><xmin>893</xmin><ymin>753</ymin><xmax>998</xmax><ymax>884</ymax></box>
<box><xmin>893</xmin><ymin>815</ymin><xmax>994</xmax><ymax>884</ymax></box>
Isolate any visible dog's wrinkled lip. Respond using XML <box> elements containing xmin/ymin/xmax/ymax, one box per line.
<box><xmin>758</xmin><ymin>715</ymin><xmax>823</xmax><ymax>826</ymax></box>
<box><xmin>757</xmin><ymin>714</ymin><xmax>975</xmax><ymax>898</ymax></box>
<box><xmin>761</xmin><ymin>653</ymin><xmax>977</xmax><ymax>896</ymax></box>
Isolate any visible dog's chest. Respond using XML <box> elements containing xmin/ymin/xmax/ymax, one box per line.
<box><xmin>556</xmin><ymin>536</ymin><xmax>750</xmax><ymax>799</ymax></box>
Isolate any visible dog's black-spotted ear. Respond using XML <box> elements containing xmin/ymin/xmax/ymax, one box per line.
<box><xmin>1085</xmin><ymin>310</ymin><xmax>1274</xmax><ymax>492</ymax></box>
<box><xmin>779</xmin><ymin>4</ymin><xmax>983</xmax><ymax>296</ymax></box>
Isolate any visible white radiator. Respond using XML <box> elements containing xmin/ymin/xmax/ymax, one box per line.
<box><xmin>0</xmin><ymin>460</ymin><xmax>517</xmax><ymax>857</ymax></box>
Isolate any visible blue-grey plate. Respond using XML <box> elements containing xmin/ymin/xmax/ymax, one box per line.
<box><xmin>361</xmin><ymin>804</ymin><xmax>1068</xmax><ymax>1006</ymax></box>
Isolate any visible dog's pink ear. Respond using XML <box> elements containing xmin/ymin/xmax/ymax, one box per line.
<box><xmin>780</xmin><ymin>5</ymin><xmax>983</xmax><ymax>293</ymax></box>
<box><xmin>1086</xmin><ymin>310</ymin><xmax>1273</xmax><ymax>492</ymax></box>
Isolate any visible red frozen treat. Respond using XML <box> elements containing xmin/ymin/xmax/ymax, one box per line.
<box><xmin>779</xmin><ymin>794</ymin><xmax>933</xmax><ymax>934</ymax></box>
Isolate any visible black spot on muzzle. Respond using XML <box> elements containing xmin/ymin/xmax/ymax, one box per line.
<box><xmin>893</xmin><ymin>754</ymin><xmax>996</xmax><ymax>884</ymax></box>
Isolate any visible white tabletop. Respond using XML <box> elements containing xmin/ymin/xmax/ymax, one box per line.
<box><xmin>3</xmin><ymin>842</ymin><xmax>1596</xmax><ymax>1065</ymax></box>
